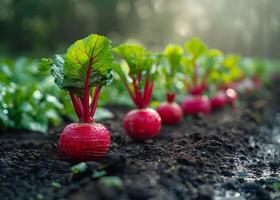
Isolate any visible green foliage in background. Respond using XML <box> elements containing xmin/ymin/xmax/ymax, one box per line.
<box><xmin>0</xmin><ymin>37</ymin><xmax>279</xmax><ymax>133</ymax></box>
<box><xmin>0</xmin><ymin>57</ymin><xmax>76</xmax><ymax>132</ymax></box>
<box><xmin>0</xmin><ymin>56</ymin><xmax>115</xmax><ymax>133</ymax></box>
<box><xmin>113</xmin><ymin>44</ymin><xmax>160</xmax><ymax>83</ymax></box>
<box><xmin>160</xmin><ymin>44</ymin><xmax>184</xmax><ymax>93</ymax></box>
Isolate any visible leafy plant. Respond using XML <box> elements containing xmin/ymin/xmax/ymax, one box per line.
<box><xmin>113</xmin><ymin>44</ymin><xmax>160</xmax><ymax>109</ymax></box>
<box><xmin>181</xmin><ymin>37</ymin><xmax>208</xmax><ymax>94</ymax></box>
<box><xmin>113</xmin><ymin>43</ymin><xmax>162</xmax><ymax>141</ymax></box>
<box><xmin>41</xmin><ymin>34</ymin><xmax>113</xmax><ymax>161</ymax></box>
<box><xmin>40</xmin><ymin>35</ymin><xmax>113</xmax><ymax>123</ymax></box>
<box><xmin>161</xmin><ymin>44</ymin><xmax>184</xmax><ymax>93</ymax></box>
<box><xmin>156</xmin><ymin>44</ymin><xmax>184</xmax><ymax>125</ymax></box>
<box><xmin>0</xmin><ymin>57</ymin><xmax>74</xmax><ymax>132</ymax></box>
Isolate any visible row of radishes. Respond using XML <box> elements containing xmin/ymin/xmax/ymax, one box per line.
<box><xmin>40</xmin><ymin>34</ymin><xmax>262</xmax><ymax>161</ymax></box>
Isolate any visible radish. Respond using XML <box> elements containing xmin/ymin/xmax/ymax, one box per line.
<box><xmin>157</xmin><ymin>44</ymin><xmax>183</xmax><ymax>125</ymax></box>
<box><xmin>40</xmin><ymin>34</ymin><xmax>114</xmax><ymax>161</ymax></box>
<box><xmin>211</xmin><ymin>91</ymin><xmax>227</xmax><ymax>109</ymax></box>
<box><xmin>238</xmin><ymin>58</ymin><xmax>265</xmax><ymax>93</ymax></box>
<box><xmin>225</xmin><ymin>88</ymin><xmax>238</xmax><ymax>106</ymax></box>
<box><xmin>181</xmin><ymin>38</ymin><xmax>223</xmax><ymax>116</ymax></box>
<box><xmin>157</xmin><ymin>93</ymin><xmax>183</xmax><ymax>125</ymax></box>
<box><xmin>113</xmin><ymin>44</ymin><xmax>161</xmax><ymax>141</ymax></box>
<box><xmin>124</xmin><ymin>108</ymin><xmax>161</xmax><ymax>140</ymax></box>
<box><xmin>59</xmin><ymin>123</ymin><xmax>110</xmax><ymax>161</ymax></box>
<box><xmin>189</xmin><ymin>85</ymin><xmax>207</xmax><ymax>96</ymax></box>
<box><xmin>181</xmin><ymin>95</ymin><xmax>211</xmax><ymax>115</ymax></box>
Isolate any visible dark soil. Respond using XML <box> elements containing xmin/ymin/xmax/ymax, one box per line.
<box><xmin>1</xmin><ymin>79</ymin><xmax>280</xmax><ymax>200</ymax></box>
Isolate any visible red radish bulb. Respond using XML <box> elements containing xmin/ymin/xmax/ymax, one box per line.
<box><xmin>124</xmin><ymin>108</ymin><xmax>161</xmax><ymax>141</ymax></box>
<box><xmin>211</xmin><ymin>91</ymin><xmax>227</xmax><ymax>109</ymax></box>
<box><xmin>157</xmin><ymin>102</ymin><xmax>183</xmax><ymax>125</ymax></box>
<box><xmin>59</xmin><ymin>123</ymin><xmax>110</xmax><ymax>161</ymax></box>
<box><xmin>225</xmin><ymin>88</ymin><xmax>238</xmax><ymax>105</ymax></box>
<box><xmin>157</xmin><ymin>93</ymin><xmax>183</xmax><ymax>125</ymax></box>
<box><xmin>181</xmin><ymin>95</ymin><xmax>211</xmax><ymax>116</ymax></box>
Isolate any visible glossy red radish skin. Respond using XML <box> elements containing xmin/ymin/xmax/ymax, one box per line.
<box><xmin>157</xmin><ymin>102</ymin><xmax>183</xmax><ymax>125</ymax></box>
<box><xmin>124</xmin><ymin>108</ymin><xmax>161</xmax><ymax>141</ymax></box>
<box><xmin>211</xmin><ymin>92</ymin><xmax>227</xmax><ymax>109</ymax></box>
<box><xmin>181</xmin><ymin>95</ymin><xmax>211</xmax><ymax>116</ymax></box>
<box><xmin>59</xmin><ymin>123</ymin><xmax>110</xmax><ymax>161</ymax></box>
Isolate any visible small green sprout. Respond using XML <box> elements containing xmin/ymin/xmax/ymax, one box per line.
<box><xmin>71</xmin><ymin>162</ymin><xmax>88</xmax><ymax>174</ymax></box>
<box><xmin>51</xmin><ymin>181</ymin><xmax>61</xmax><ymax>188</ymax></box>
<box><xmin>99</xmin><ymin>176</ymin><xmax>123</xmax><ymax>189</ymax></box>
<box><xmin>92</xmin><ymin>170</ymin><xmax>107</xmax><ymax>178</ymax></box>
<box><xmin>36</xmin><ymin>194</ymin><xmax>44</xmax><ymax>200</ymax></box>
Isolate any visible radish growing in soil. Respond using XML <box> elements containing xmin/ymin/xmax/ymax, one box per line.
<box><xmin>210</xmin><ymin>91</ymin><xmax>227</xmax><ymax>109</ymax></box>
<box><xmin>156</xmin><ymin>44</ymin><xmax>183</xmax><ymax>125</ymax></box>
<box><xmin>238</xmin><ymin>58</ymin><xmax>265</xmax><ymax>93</ymax></box>
<box><xmin>181</xmin><ymin>38</ymin><xmax>223</xmax><ymax>115</ymax></box>
<box><xmin>113</xmin><ymin>44</ymin><xmax>161</xmax><ymax>141</ymax></box>
<box><xmin>40</xmin><ymin>34</ymin><xmax>114</xmax><ymax>161</ymax></box>
<box><xmin>210</xmin><ymin>55</ymin><xmax>243</xmax><ymax>109</ymax></box>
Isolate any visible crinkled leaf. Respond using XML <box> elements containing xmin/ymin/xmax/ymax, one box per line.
<box><xmin>112</xmin><ymin>63</ymin><xmax>127</xmax><ymax>83</ymax></box>
<box><xmin>113</xmin><ymin>44</ymin><xmax>159</xmax><ymax>79</ymax></box>
<box><xmin>41</xmin><ymin>34</ymin><xmax>114</xmax><ymax>95</ymax></box>
<box><xmin>113</xmin><ymin>43</ymin><xmax>160</xmax><ymax>91</ymax></box>
<box><xmin>39</xmin><ymin>55</ymin><xmax>64</xmax><ymax>88</ymax></box>
<box><xmin>113</xmin><ymin>44</ymin><xmax>149</xmax><ymax>76</ymax></box>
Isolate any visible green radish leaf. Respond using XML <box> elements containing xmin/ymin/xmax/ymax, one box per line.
<box><xmin>113</xmin><ymin>44</ymin><xmax>159</xmax><ymax>79</ymax></box>
<box><xmin>113</xmin><ymin>43</ymin><xmax>160</xmax><ymax>108</ymax></box>
<box><xmin>162</xmin><ymin>44</ymin><xmax>183</xmax><ymax>92</ymax></box>
<box><xmin>181</xmin><ymin>56</ymin><xmax>194</xmax><ymax>81</ymax></box>
<box><xmin>164</xmin><ymin>44</ymin><xmax>183</xmax><ymax>72</ymax></box>
<box><xmin>113</xmin><ymin>44</ymin><xmax>149</xmax><ymax>76</ymax></box>
<box><xmin>112</xmin><ymin>63</ymin><xmax>127</xmax><ymax>83</ymax></box>
<box><xmin>184</xmin><ymin>37</ymin><xmax>208</xmax><ymax>59</ymax></box>
<box><xmin>40</xmin><ymin>34</ymin><xmax>114</xmax><ymax>95</ymax></box>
